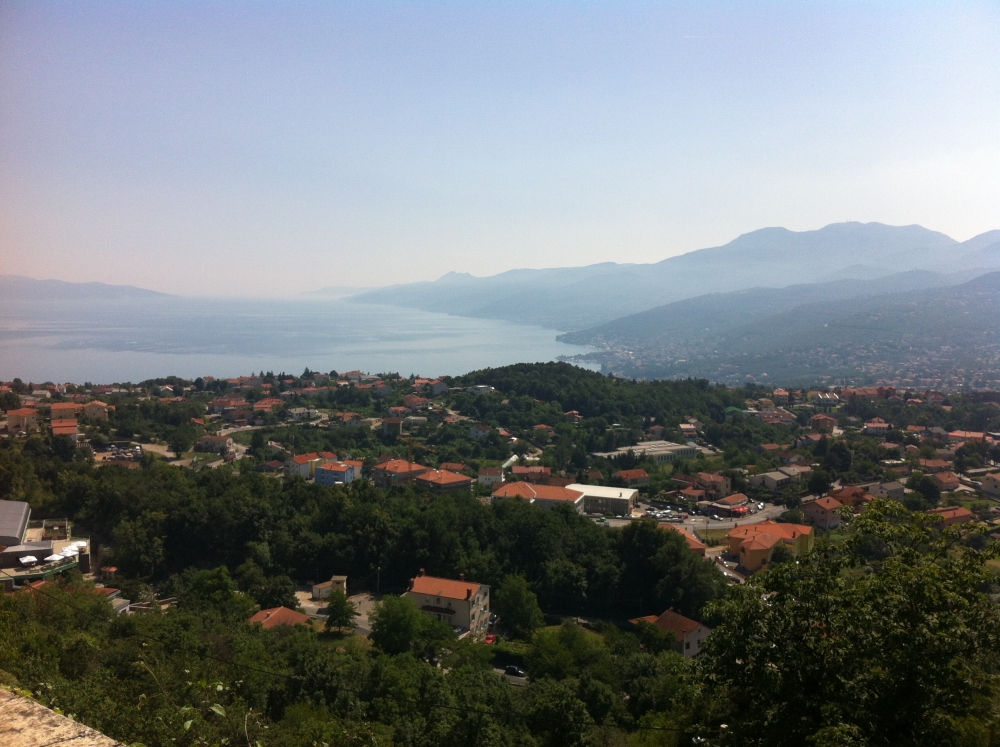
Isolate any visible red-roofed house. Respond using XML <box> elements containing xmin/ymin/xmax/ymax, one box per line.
<box><xmin>414</xmin><ymin>469</ymin><xmax>474</xmax><ymax>494</ymax></box>
<box><xmin>491</xmin><ymin>482</ymin><xmax>584</xmax><ymax>511</ymax></box>
<box><xmin>373</xmin><ymin>459</ymin><xmax>429</xmax><ymax>488</ymax></box>
<box><xmin>631</xmin><ymin>609</ymin><xmax>711</xmax><ymax>657</ymax></box>
<box><xmin>932</xmin><ymin>472</ymin><xmax>961</xmax><ymax>492</ymax></box>
<box><xmin>285</xmin><ymin>452</ymin><xmax>323</xmax><ymax>478</ymax></box>
<box><xmin>697</xmin><ymin>472</ymin><xmax>731</xmax><ymax>499</ymax></box>
<box><xmin>511</xmin><ymin>465</ymin><xmax>552</xmax><ymax>484</ymax></box>
<box><xmin>5</xmin><ymin>408</ymin><xmax>39</xmax><ymax>432</ymax></box>
<box><xmin>927</xmin><ymin>505</ymin><xmax>974</xmax><ymax>526</ymax></box>
<box><xmin>406</xmin><ymin>570</ymin><xmax>490</xmax><ymax>638</ymax></box>
<box><xmin>50</xmin><ymin>418</ymin><xmax>79</xmax><ymax>441</ymax></box>
<box><xmin>802</xmin><ymin>496</ymin><xmax>844</xmax><ymax>529</ymax></box>
<box><xmin>315</xmin><ymin>462</ymin><xmax>355</xmax><ymax>487</ymax></box>
<box><xmin>613</xmin><ymin>468</ymin><xmax>650</xmax><ymax>486</ymax></box>
<box><xmin>662</xmin><ymin>524</ymin><xmax>706</xmax><ymax>556</ymax></box>
<box><xmin>728</xmin><ymin>520</ymin><xmax>814</xmax><ymax>572</ymax></box>
<box><xmin>249</xmin><ymin>606</ymin><xmax>311</xmax><ymax>629</ymax></box>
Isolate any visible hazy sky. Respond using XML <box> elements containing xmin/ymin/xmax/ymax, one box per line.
<box><xmin>2</xmin><ymin>2</ymin><xmax>998</xmax><ymax>297</ymax></box>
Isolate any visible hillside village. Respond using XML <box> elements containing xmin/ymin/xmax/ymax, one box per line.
<box><xmin>3</xmin><ymin>363</ymin><xmax>1000</xmax><ymax>744</ymax></box>
<box><xmin>4</xmin><ymin>367</ymin><xmax>1000</xmax><ymax>586</ymax></box>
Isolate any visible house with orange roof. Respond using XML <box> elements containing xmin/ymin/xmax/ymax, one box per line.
<box><xmin>613</xmin><ymin>468</ymin><xmax>649</xmax><ymax>486</ymax></box>
<box><xmin>81</xmin><ymin>400</ymin><xmax>111</xmax><ymax>420</ymax></box>
<box><xmin>469</xmin><ymin>424</ymin><xmax>492</xmax><ymax>441</ymax></box>
<box><xmin>863</xmin><ymin>417</ymin><xmax>891</xmax><ymax>436</ymax></box>
<box><xmin>5</xmin><ymin>408</ymin><xmax>39</xmax><ymax>432</ymax></box>
<box><xmin>697</xmin><ymin>472</ymin><xmax>731</xmax><ymax>499</ymax></box>
<box><xmin>727</xmin><ymin>520</ymin><xmax>814</xmax><ymax>572</ymax></box>
<box><xmin>927</xmin><ymin>505</ymin><xmax>974</xmax><ymax>526</ymax></box>
<box><xmin>661</xmin><ymin>524</ymin><xmax>706</xmax><ymax>556</ymax></box>
<box><xmin>827</xmin><ymin>485</ymin><xmax>874</xmax><ymax>509</ymax></box>
<box><xmin>810</xmin><ymin>414</ymin><xmax>837</xmax><ymax>432</ymax></box>
<box><xmin>932</xmin><ymin>471</ymin><xmax>961</xmax><ymax>492</ymax></box>
<box><xmin>631</xmin><ymin>609</ymin><xmax>711</xmax><ymax>657</ymax></box>
<box><xmin>802</xmin><ymin>496</ymin><xmax>844</xmax><ymax>529</ymax></box>
<box><xmin>478</xmin><ymin>466</ymin><xmax>503</xmax><ymax>487</ymax></box>
<box><xmin>406</xmin><ymin>570</ymin><xmax>490</xmax><ymax>638</ymax></box>
<box><xmin>491</xmin><ymin>482</ymin><xmax>585</xmax><ymax>512</ymax></box>
<box><xmin>511</xmin><ymin>465</ymin><xmax>552</xmax><ymax>484</ymax></box>
<box><xmin>285</xmin><ymin>452</ymin><xmax>325</xmax><ymax>478</ymax></box>
<box><xmin>50</xmin><ymin>418</ymin><xmax>79</xmax><ymax>441</ymax></box>
<box><xmin>249</xmin><ymin>606</ymin><xmax>312</xmax><ymax>629</ymax></box>
<box><xmin>949</xmin><ymin>430</ymin><xmax>986</xmax><ymax>444</ymax></box>
<box><xmin>373</xmin><ymin>459</ymin><xmax>429</xmax><ymax>488</ymax></box>
<box><xmin>50</xmin><ymin>401</ymin><xmax>82</xmax><ymax>418</ymax></box>
<box><xmin>315</xmin><ymin>462</ymin><xmax>355</xmax><ymax>487</ymax></box>
<box><xmin>414</xmin><ymin>469</ymin><xmax>474</xmax><ymax>494</ymax></box>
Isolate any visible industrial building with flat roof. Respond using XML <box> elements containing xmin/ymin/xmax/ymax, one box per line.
<box><xmin>591</xmin><ymin>440</ymin><xmax>698</xmax><ymax>465</ymax></box>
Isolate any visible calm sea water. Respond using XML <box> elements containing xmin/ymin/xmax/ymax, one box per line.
<box><xmin>0</xmin><ymin>297</ymin><xmax>594</xmax><ymax>384</ymax></box>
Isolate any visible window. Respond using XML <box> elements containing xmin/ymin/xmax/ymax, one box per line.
<box><xmin>686</xmin><ymin>642</ymin><xmax>690</xmax><ymax>649</ymax></box>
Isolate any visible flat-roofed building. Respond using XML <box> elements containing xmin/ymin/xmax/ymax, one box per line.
<box><xmin>0</xmin><ymin>500</ymin><xmax>30</xmax><ymax>547</ymax></box>
<box><xmin>312</xmin><ymin>575</ymin><xmax>348</xmax><ymax>600</ymax></box>
<box><xmin>591</xmin><ymin>440</ymin><xmax>698</xmax><ymax>465</ymax></box>
<box><xmin>565</xmin><ymin>483</ymin><xmax>638</xmax><ymax>516</ymax></box>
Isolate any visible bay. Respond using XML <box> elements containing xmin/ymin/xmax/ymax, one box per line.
<box><xmin>0</xmin><ymin>297</ymin><xmax>595</xmax><ymax>383</ymax></box>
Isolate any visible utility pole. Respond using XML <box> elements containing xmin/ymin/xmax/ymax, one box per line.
<box><xmin>377</xmin><ymin>565</ymin><xmax>381</xmax><ymax>594</ymax></box>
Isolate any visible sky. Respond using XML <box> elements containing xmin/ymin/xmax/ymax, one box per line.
<box><xmin>1</xmin><ymin>1</ymin><xmax>998</xmax><ymax>297</ymax></box>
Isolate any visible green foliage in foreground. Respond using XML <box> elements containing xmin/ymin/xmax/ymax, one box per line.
<box><xmin>4</xmin><ymin>503</ymin><xmax>1000</xmax><ymax>747</ymax></box>
<box><xmin>699</xmin><ymin>500</ymin><xmax>1000</xmax><ymax>747</ymax></box>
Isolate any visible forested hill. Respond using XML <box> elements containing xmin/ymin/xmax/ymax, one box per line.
<box><xmin>352</xmin><ymin>222</ymin><xmax>1000</xmax><ymax>330</ymax></box>
<box><xmin>457</xmin><ymin>361</ymin><xmax>744</xmax><ymax>421</ymax></box>
<box><xmin>559</xmin><ymin>271</ymin><xmax>1000</xmax><ymax>386</ymax></box>
<box><xmin>557</xmin><ymin>269</ymin><xmax>974</xmax><ymax>349</ymax></box>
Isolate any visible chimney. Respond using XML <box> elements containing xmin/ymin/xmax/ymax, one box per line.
<box><xmin>459</xmin><ymin>573</ymin><xmax>465</xmax><ymax>582</ymax></box>
<box><xmin>418</xmin><ymin>568</ymin><xmax>425</xmax><ymax>576</ymax></box>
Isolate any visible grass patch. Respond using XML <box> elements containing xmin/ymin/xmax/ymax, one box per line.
<box><xmin>695</xmin><ymin>528</ymin><xmax>731</xmax><ymax>545</ymax></box>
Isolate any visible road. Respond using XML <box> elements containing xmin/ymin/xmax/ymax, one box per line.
<box><xmin>602</xmin><ymin>502</ymin><xmax>784</xmax><ymax>531</ymax></box>
<box><xmin>492</xmin><ymin>668</ymin><xmax>528</xmax><ymax>687</ymax></box>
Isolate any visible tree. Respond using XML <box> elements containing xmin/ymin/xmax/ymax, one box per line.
<box><xmin>907</xmin><ymin>473</ymin><xmax>941</xmax><ymax>508</ymax></box>
<box><xmin>807</xmin><ymin>468</ymin><xmax>832</xmax><ymax>495</ymax></box>
<box><xmin>369</xmin><ymin>594</ymin><xmax>442</xmax><ymax>656</ymax></box>
<box><xmin>493</xmin><ymin>574</ymin><xmax>544</xmax><ymax>639</ymax></box>
<box><xmin>696</xmin><ymin>500</ymin><xmax>1000</xmax><ymax>746</ymax></box>
<box><xmin>324</xmin><ymin>590</ymin><xmax>358</xmax><ymax>633</ymax></box>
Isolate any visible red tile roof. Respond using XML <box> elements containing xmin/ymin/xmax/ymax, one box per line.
<box><xmin>492</xmin><ymin>482</ymin><xmax>583</xmax><ymax>502</ymax></box>
<box><xmin>249</xmin><ymin>606</ymin><xmax>311</xmax><ymax>629</ymax></box>
<box><xmin>409</xmin><ymin>573</ymin><xmax>482</xmax><ymax>600</ymax></box>
<box><xmin>375</xmin><ymin>459</ymin><xmax>429</xmax><ymax>475</ymax></box>
<box><xmin>415</xmin><ymin>469</ymin><xmax>473</xmax><ymax>487</ymax></box>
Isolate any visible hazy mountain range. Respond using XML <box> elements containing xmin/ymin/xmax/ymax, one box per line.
<box><xmin>560</xmin><ymin>271</ymin><xmax>1000</xmax><ymax>386</ymax></box>
<box><xmin>353</xmin><ymin>222</ymin><xmax>1000</xmax><ymax>331</ymax></box>
<box><xmin>0</xmin><ymin>275</ymin><xmax>172</xmax><ymax>301</ymax></box>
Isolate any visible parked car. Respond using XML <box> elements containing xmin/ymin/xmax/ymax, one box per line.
<box><xmin>711</xmin><ymin>514</ymin><xmax>722</xmax><ymax>521</ymax></box>
<box><xmin>484</xmin><ymin>634</ymin><xmax>497</xmax><ymax>644</ymax></box>
<box><xmin>505</xmin><ymin>665</ymin><xmax>526</xmax><ymax>677</ymax></box>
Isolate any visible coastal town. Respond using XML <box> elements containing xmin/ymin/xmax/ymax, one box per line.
<box><xmin>3</xmin><ymin>367</ymin><xmax>999</xmax><ymax>653</ymax></box>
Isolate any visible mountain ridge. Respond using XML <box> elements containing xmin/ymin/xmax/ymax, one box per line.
<box><xmin>353</xmin><ymin>222</ymin><xmax>999</xmax><ymax>330</ymax></box>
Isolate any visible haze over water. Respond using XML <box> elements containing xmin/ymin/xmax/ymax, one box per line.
<box><xmin>0</xmin><ymin>297</ymin><xmax>594</xmax><ymax>383</ymax></box>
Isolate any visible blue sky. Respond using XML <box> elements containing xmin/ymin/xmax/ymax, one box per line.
<box><xmin>1</xmin><ymin>1</ymin><xmax>998</xmax><ymax>296</ymax></box>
